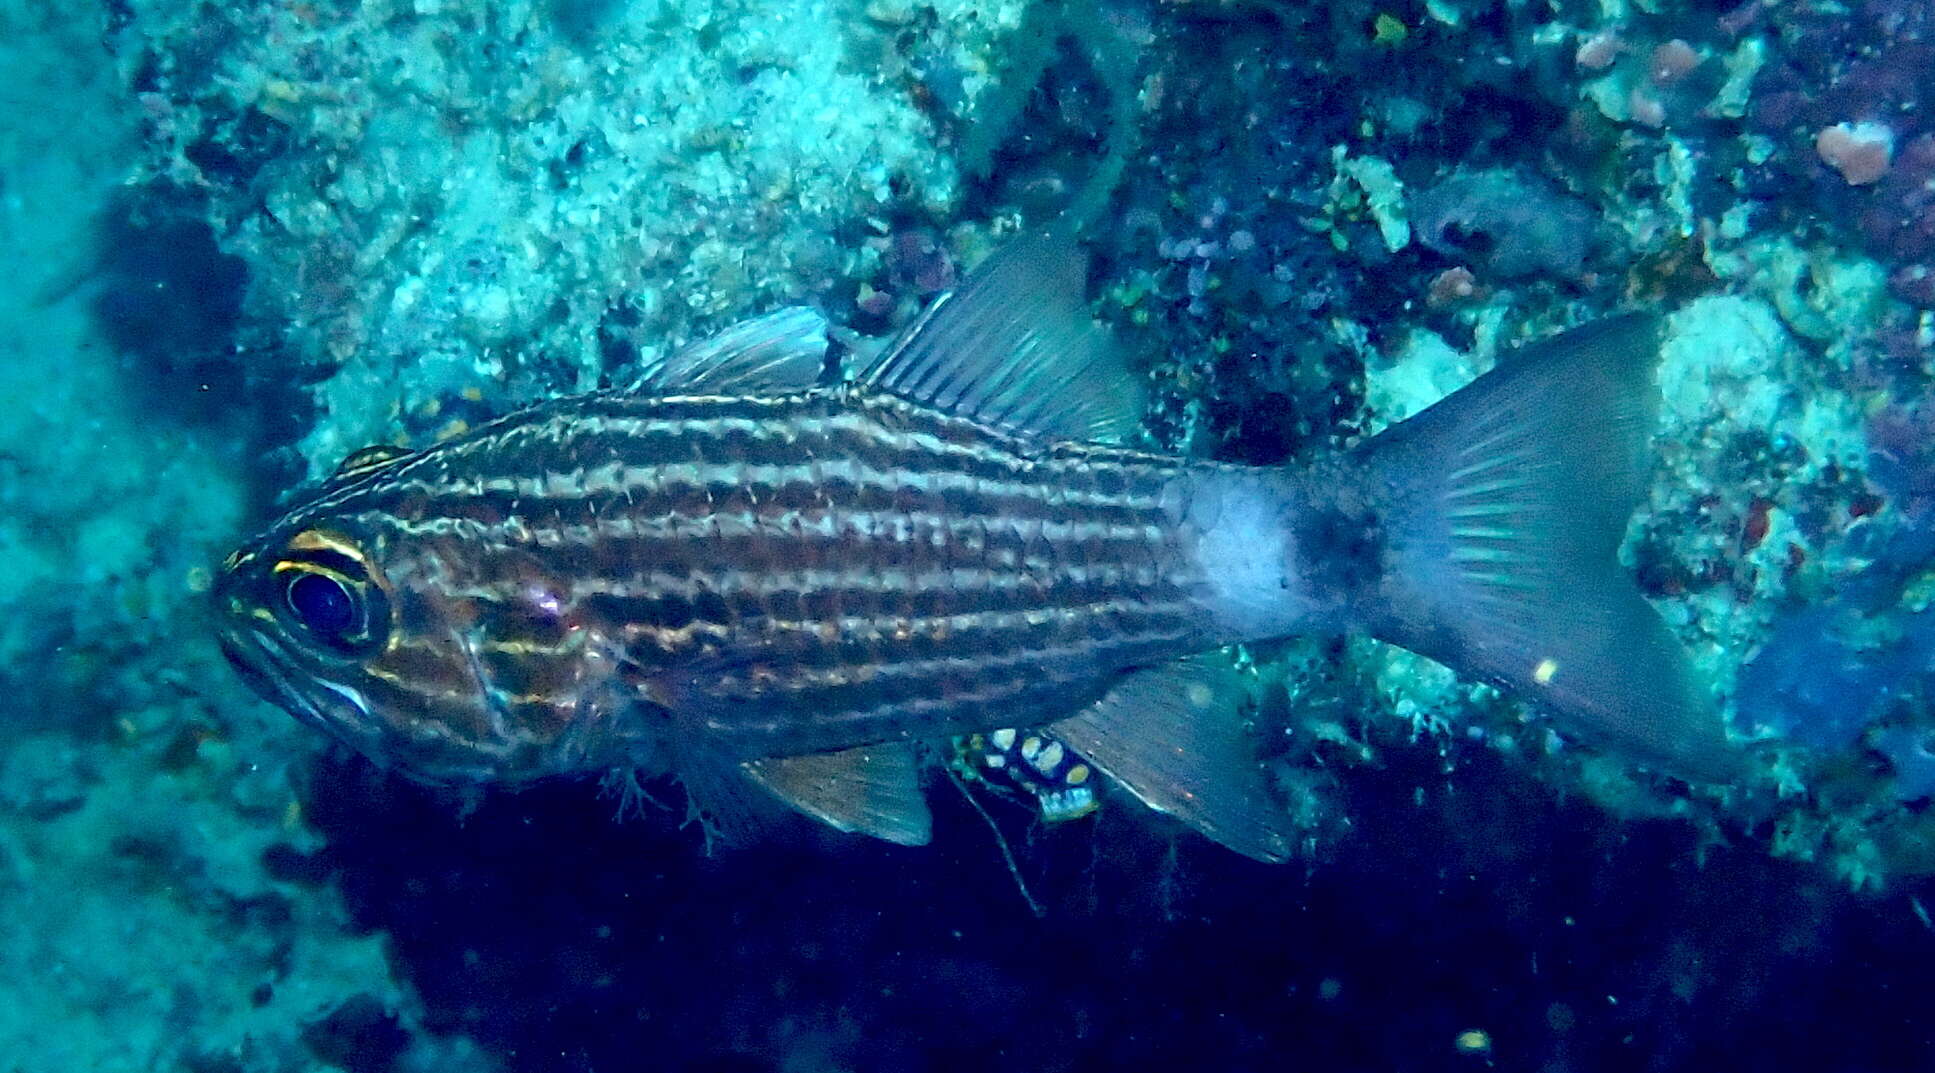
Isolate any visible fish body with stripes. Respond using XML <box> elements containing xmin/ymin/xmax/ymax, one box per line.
<box><xmin>215</xmin><ymin>232</ymin><xmax>1735</xmax><ymax>860</ymax></box>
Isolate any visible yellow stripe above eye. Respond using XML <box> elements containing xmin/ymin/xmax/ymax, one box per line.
<box><xmin>287</xmin><ymin>528</ymin><xmax>369</xmax><ymax>563</ymax></box>
<box><xmin>271</xmin><ymin>559</ymin><xmax>359</xmax><ymax>586</ymax></box>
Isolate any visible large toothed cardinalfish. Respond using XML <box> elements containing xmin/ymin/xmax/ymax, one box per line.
<box><xmin>215</xmin><ymin>229</ymin><xmax>1735</xmax><ymax>862</ymax></box>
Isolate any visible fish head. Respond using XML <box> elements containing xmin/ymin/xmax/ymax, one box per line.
<box><xmin>214</xmin><ymin>462</ymin><xmax>638</xmax><ymax>786</ymax></box>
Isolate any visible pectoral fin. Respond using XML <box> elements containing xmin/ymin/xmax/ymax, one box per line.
<box><xmin>1049</xmin><ymin>657</ymin><xmax>1293</xmax><ymax>863</ymax></box>
<box><xmin>742</xmin><ymin>742</ymin><xmax>932</xmax><ymax>846</ymax></box>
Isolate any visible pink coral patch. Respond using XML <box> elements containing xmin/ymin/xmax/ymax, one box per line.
<box><xmin>1815</xmin><ymin>121</ymin><xmax>1895</xmax><ymax>186</ymax></box>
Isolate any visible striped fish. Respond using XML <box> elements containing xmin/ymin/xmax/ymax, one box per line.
<box><xmin>214</xmin><ymin>231</ymin><xmax>1734</xmax><ymax>861</ymax></box>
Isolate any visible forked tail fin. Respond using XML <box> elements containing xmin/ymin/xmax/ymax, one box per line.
<box><xmin>1347</xmin><ymin>314</ymin><xmax>1737</xmax><ymax>781</ymax></box>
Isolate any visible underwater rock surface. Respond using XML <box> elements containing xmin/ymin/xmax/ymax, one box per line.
<box><xmin>3</xmin><ymin>0</ymin><xmax>1935</xmax><ymax>1069</ymax></box>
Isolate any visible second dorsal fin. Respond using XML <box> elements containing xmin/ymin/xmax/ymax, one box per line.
<box><xmin>861</xmin><ymin>229</ymin><xmax>1145</xmax><ymax>445</ymax></box>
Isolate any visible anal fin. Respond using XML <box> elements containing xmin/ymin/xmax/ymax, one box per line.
<box><xmin>742</xmin><ymin>742</ymin><xmax>932</xmax><ymax>847</ymax></box>
<box><xmin>1049</xmin><ymin>657</ymin><xmax>1293</xmax><ymax>863</ymax></box>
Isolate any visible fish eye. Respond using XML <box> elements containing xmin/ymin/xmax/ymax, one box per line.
<box><xmin>270</xmin><ymin>529</ymin><xmax>390</xmax><ymax>654</ymax></box>
<box><xmin>286</xmin><ymin>570</ymin><xmax>357</xmax><ymax>640</ymax></box>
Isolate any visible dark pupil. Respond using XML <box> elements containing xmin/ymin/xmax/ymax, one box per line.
<box><xmin>287</xmin><ymin>572</ymin><xmax>356</xmax><ymax>638</ymax></box>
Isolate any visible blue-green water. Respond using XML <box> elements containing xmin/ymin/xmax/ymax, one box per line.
<box><xmin>3</xmin><ymin>0</ymin><xmax>1933</xmax><ymax>1069</ymax></box>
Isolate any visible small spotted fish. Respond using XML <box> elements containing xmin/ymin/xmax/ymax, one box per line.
<box><xmin>214</xmin><ymin>229</ymin><xmax>1734</xmax><ymax>862</ymax></box>
<box><xmin>954</xmin><ymin>727</ymin><xmax>1100</xmax><ymax>824</ymax></box>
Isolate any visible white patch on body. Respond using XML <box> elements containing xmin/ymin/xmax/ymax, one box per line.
<box><xmin>1173</xmin><ymin>471</ymin><xmax>1317</xmax><ymax>641</ymax></box>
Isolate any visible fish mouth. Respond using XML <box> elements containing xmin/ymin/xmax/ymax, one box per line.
<box><xmin>217</xmin><ymin>618</ymin><xmax>515</xmax><ymax>786</ymax></box>
<box><xmin>217</xmin><ymin>622</ymin><xmax>385</xmax><ymax>755</ymax></box>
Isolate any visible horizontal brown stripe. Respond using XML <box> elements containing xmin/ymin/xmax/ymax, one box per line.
<box><xmin>287</xmin><ymin>386</ymin><xmax>1213</xmax><ymax>760</ymax></box>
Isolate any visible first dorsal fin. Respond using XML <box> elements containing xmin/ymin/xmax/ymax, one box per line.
<box><xmin>861</xmin><ymin>228</ymin><xmax>1145</xmax><ymax>444</ymax></box>
<box><xmin>632</xmin><ymin>306</ymin><xmax>832</xmax><ymax>395</ymax></box>
<box><xmin>332</xmin><ymin>444</ymin><xmax>415</xmax><ymax>481</ymax></box>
